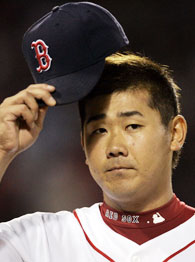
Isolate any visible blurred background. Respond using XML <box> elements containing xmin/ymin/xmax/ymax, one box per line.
<box><xmin>0</xmin><ymin>0</ymin><xmax>194</xmax><ymax>221</ymax></box>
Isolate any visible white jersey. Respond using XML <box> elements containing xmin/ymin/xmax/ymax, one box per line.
<box><xmin>0</xmin><ymin>203</ymin><xmax>194</xmax><ymax>262</ymax></box>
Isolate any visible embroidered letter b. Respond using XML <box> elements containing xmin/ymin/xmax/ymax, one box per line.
<box><xmin>31</xmin><ymin>39</ymin><xmax>52</xmax><ymax>73</ymax></box>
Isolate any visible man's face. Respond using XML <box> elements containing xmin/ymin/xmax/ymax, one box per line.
<box><xmin>82</xmin><ymin>88</ymin><xmax>173</xmax><ymax>205</ymax></box>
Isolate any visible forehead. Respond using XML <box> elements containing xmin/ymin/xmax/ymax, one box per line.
<box><xmin>84</xmin><ymin>88</ymin><xmax>152</xmax><ymax>118</ymax></box>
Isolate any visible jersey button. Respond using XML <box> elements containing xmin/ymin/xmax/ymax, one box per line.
<box><xmin>131</xmin><ymin>256</ymin><xmax>141</xmax><ymax>262</ymax></box>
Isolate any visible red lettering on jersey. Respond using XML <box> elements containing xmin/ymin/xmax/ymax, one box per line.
<box><xmin>31</xmin><ymin>39</ymin><xmax>52</xmax><ymax>73</ymax></box>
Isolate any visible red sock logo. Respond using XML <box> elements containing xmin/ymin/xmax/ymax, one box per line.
<box><xmin>31</xmin><ymin>39</ymin><xmax>52</xmax><ymax>73</ymax></box>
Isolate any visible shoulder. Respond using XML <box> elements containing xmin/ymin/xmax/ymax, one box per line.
<box><xmin>0</xmin><ymin>211</ymin><xmax>74</xmax><ymax>261</ymax></box>
<box><xmin>74</xmin><ymin>202</ymin><xmax>102</xmax><ymax>220</ymax></box>
<box><xmin>0</xmin><ymin>209</ymin><xmax>77</xmax><ymax>244</ymax></box>
<box><xmin>0</xmin><ymin>210</ymin><xmax>72</xmax><ymax>230</ymax></box>
<box><xmin>0</xmin><ymin>203</ymin><xmax>102</xmax><ymax>237</ymax></box>
<box><xmin>0</xmin><ymin>204</ymin><xmax>101</xmax><ymax>261</ymax></box>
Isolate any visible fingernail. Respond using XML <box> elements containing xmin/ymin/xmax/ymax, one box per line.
<box><xmin>46</xmin><ymin>85</ymin><xmax>55</xmax><ymax>91</ymax></box>
<box><xmin>49</xmin><ymin>96</ymin><xmax>56</xmax><ymax>105</ymax></box>
<box><xmin>31</xmin><ymin>122</ymin><xmax>35</xmax><ymax>129</ymax></box>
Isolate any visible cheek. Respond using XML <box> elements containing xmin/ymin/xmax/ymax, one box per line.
<box><xmin>85</xmin><ymin>137</ymin><xmax>106</xmax><ymax>170</ymax></box>
<box><xmin>133</xmin><ymin>131</ymin><xmax>169</xmax><ymax>168</ymax></box>
<box><xmin>86</xmin><ymin>144</ymin><xmax>106</xmax><ymax>186</ymax></box>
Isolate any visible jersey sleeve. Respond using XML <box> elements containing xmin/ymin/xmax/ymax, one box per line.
<box><xmin>0</xmin><ymin>210</ymin><xmax>75</xmax><ymax>261</ymax></box>
<box><xmin>0</xmin><ymin>237</ymin><xmax>23</xmax><ymax>261</ymax></box>
<box><xmin>0</xmin><ymin>212</ymin><xmax>48</xmax><ymax>261</ymax></box>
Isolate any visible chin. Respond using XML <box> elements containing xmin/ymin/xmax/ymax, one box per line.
<box><xmin>104</xmin><ymin>183</ymin><xmax>138</xmax><ymax>202</ymax></box>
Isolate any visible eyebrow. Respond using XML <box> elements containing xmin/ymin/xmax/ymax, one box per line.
<box><xmin>86</xmin><ymin>111</ymin><xmax>143</xmax><ymax>125</ymax></box>
<box><xmin>117</xmin><ymin>111</ymin><xmax>143</xmax><ymax>118</ymax></box>
<box><xmin>86</xmin><ymin>113</ymin><xmax>106</xmax><ymax>124</ymax></box>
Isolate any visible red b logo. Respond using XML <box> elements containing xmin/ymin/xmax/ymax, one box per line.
<box><xmin>31</xmin><ymin>39</ymin><xmax>52</xmax><ymax>73</ymax></box>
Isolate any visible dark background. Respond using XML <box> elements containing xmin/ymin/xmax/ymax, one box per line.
<box><xmin>0</xmin><ymin>0</ymin><xmax>194</xmax><ymax>221</ymax></box>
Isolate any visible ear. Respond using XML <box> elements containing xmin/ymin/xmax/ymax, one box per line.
<box><xmin>80</xmin><ymin>130</ymin><xmax>84</xmax><ymax>149</ymax></box>
<box><xmin>80</xmin><ymin>131</ymin><xmax>89</xmax><ymax>166</ymax></box>
<box><xmin>170</xmin><ymin>115</ymin><xmax>187</xmax><ymax>151</ymax></box>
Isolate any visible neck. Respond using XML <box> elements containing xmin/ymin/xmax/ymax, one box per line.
<box><xmin>103</xmin><ymin>187</ymin><xmax>174</xmax><ymax>213</ymax></box>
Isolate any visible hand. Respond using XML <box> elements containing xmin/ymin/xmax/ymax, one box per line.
<box><xmin>0</xmin><ymin>84</ymin><xmax>56</xmax><ymax>157</ymax></box>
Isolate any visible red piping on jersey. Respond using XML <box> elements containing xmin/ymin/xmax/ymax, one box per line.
<box><xmin>163</xmin><ymin>240</ymin><xmax>195</xmax><ymax>261</ymax></box>
<box><xmin>73</xmin><ymin>210</ymin><xmax>115</xmax><ymax>262</ymax></box>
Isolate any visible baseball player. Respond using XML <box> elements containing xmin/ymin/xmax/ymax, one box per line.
<box><xmin>0</xmin><ymin>2</ymin><xmax>194</xmax><ymax>262</ymax></box>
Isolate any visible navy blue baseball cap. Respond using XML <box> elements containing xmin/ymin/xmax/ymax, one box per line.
<box><xmin>22</xmin><ymin>2</ymin><xmax>129</xmax><ymax>105</ymax></box>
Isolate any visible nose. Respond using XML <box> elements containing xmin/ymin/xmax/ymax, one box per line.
<box><xmin>106</xmin><ymin>134</ymin><xmax>128</xmax><ymax>158</ymax></box>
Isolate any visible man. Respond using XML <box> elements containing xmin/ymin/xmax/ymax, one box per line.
<box><xmin>0</xmin><ymin>52</ymin><xmax>194</xmax><ymax>261</ymax></box>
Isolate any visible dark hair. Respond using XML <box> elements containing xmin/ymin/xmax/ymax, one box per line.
<box><xmin>78</xmin><ymin>52</ymin><xmax>181</xmax><ymax>168</ymax></box>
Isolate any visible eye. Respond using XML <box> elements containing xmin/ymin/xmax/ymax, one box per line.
<box><xmin>92</xmin><ymin>128</ymin><xmax>107</xmax><ymax>135</ymax></box>
<box><xmin>126</xmin><ymin>124</ymin><xmax>142</xmax><ymax>130</ymax></box>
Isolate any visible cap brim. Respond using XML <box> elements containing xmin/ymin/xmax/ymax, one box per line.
<box><xmin>45</xmin><ymin>59</ymin><xmax>105</xmax><ymax>105</ymax></box>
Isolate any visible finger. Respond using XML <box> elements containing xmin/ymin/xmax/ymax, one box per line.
<box><xmin>4</xmin><ymin>104</ymin><xmax>35</xmax><ymax>129</ymax></box>
<box><xmin>27</xmin><ymin>83</ymin><xmax>55</xmax><ymax>92</ymax></box>
<box><xmin>26</xmin><ymin>87</ymin><xmax>56</xmax><ymax>107</ymax></box>
<box><xmin>21</xmin><ymin>91</ymin><xmax>40</xmax><ymax>121</ymax></box>
<box><xmin>2</xmin><ymin>84</ymin><xmax>56</xmax><ymax>108</ymax></box>
<box><xmin>36</xmin><ymin>106</ymin><xmax>48</xmax><ymax>129</ymax></box>
<box><xmin>2</xmin><ymin>92</ymin><xmax>39</xmax><ymax>121</ymax></box>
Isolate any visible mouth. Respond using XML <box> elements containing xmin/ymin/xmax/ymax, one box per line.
<box><xmin>107</xmin><ymin>166</ymin><xmax>134</xmax><ymax>172</ymax></box>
